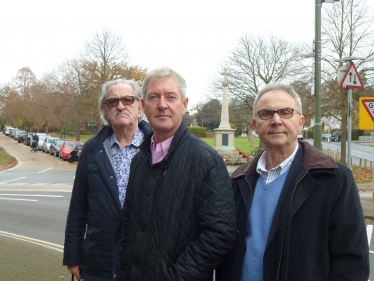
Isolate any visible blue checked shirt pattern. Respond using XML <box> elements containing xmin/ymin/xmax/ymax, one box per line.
<box><xmin>111</xmin><ymin>128</ymin><xmax>145</xmax><ymax>207</ymax></box>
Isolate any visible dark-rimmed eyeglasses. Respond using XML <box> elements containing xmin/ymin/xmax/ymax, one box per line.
<box><xmin>256</xmin><ymin>107</ymin><xmax>300</xmax><ymax>120</ymax></box>
<box><xmin>104</xmin><ymin>96</ymin><xmax>140</xmax><ymax>107</ymax></box>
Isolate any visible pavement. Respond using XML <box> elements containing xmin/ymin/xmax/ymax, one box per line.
<box><xmin>0</xmin><ymin>182</ymin><xmax>373</xmax><ymax>280</ymax></box>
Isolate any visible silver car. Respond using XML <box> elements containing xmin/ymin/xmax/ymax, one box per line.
<box><xmin>42</xmin><ymin>137</ymin><xmax>58</xmax><ymax>153</ymax></box>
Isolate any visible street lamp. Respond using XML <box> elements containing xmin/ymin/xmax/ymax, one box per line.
<box><xmin>313</xmin><ymin>0</ymin><xmax>340</xmax><ymax>150</ymax></box>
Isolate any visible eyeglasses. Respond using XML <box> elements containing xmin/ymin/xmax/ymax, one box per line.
<box><xmin>256</xmin><ymin>107</ymin><xmax>300</xmax><ymax>120</ymax></box>
<box><xmin>104</xmin><ymin>96</ymin><xmax>140</xmax><ymax>107</ymax></box>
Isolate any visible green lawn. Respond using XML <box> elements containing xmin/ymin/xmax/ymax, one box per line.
<box><xmin>49</xmin><ymin>133</ymin><xmax>94</xmax><ymax>143</ymax></box>
<box><xmin>49</xmin><ymin>133</ymin><xmax>260</xmax><ymax>157</ymax></box>
<box><xmin>200</xmin><ymin>137</ymin><xmax>259</xmax><ymax>156</ymax></box>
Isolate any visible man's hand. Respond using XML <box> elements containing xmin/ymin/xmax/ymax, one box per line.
<box><xmin>67</xmin><ymin>265</ymin><xmax>82</xmax><ymax>280</ymax></box>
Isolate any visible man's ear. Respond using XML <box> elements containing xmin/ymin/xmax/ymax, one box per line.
<box><xmin>182</xmin><ymin>97</ymin><xmax>189</xmax><ymax>113</ymax></box>
<box><xmin>252</xmin><ymin>118</ymin><xmax>257</xmax><ymax>131</ymax></box>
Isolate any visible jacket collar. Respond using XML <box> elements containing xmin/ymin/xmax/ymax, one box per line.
<box><xmin>231</xmin><ymin>141</ymin><xmax>338</xmax><ymax>179</ymax></box>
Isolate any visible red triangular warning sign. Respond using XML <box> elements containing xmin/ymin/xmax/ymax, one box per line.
<box><xmin>339</xmin><ymin>62</ymin><xmax>364</xmax><ymax>89</ymax></box>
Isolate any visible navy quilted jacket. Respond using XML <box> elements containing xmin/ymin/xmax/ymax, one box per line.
<box><xmin>63</xmin><ymin>121</ymin><xmax>152</xmax><ymax>281</ymax></box>
<box><xmin>115</xmin><ymin>123</ymin><xmax>237</xmax><ymax>281</ymax></box>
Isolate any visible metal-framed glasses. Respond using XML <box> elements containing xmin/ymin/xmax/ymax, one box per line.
<box><xmin>104</xmin><ymin>96</ymin><xmax>140</xmax><ymax>107</ymax></box>
<box><xmin>256</xmin><ymin>107</ymin><xmax>300</xmax><ymax>120</ymax></box>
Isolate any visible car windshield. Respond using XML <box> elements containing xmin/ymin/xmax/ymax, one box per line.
<box><xmin>66</xmin><ymin>142</ymin><xmax>82</xmax><ymax>147</ymax></box>
<box><xmin>56</xmin><ymin>140</ymin><xmax>64</xmax><ymax>145</ymax></box>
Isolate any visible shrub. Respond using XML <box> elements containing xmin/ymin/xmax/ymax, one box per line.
<box><xmin>187</xmin><ymin>126</ymin><xmax>207</xmax><ymax>137</ymax></box>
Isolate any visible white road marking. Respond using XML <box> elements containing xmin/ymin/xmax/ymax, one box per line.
<box><xmin>0</xmin><ymin>198</ymin><xmax>37</xmax><ymax>201</ymax></box>
<box><xmin>367</xmin><ymin>225</ymin><xmax>373</xmax><ymax>247</ymax></box>
<box><xmin>0</xmin><ymin>176</ymin><xmax>26</xmax><ymax>183</ymax></box>
<box><xmin>0</xmin><ymin>194</ymin><xmax>63</xmax><ymax>197</ymax></box>
<box><xmin>38</xmin><ymin>167</ymin><xmax>53</xmax><ymax>173</ymax></box>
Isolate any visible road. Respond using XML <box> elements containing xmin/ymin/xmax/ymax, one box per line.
<box><xmin>0</xmin><ymin>133</ymin><xmax>75</xmax><ymax>245</ymax></box>
<box><xmin>306</xmin><ymin>139</ymin><xmax>374</xmax><ymax>168</ymax></box>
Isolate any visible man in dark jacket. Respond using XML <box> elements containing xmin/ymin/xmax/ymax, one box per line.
<box><xmin>217</xmin><ymin>83</ymin><xmax>369</xmax><ymax>281</ymax></box>
<box><xmin>32</xmin><ymin>133</ymin><xmax>39</xmax><ymax>149</ymax></box>
<box><xmin>63</xmin><ymin>79</ymin><xmax>152</xmax><ymax>280</ymax></box>
<box><xmin>115</xmin><ymin>67</ymin><xmax>237</xmax><ymax>281</ymax></box>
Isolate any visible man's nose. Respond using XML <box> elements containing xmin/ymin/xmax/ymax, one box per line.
<box><xmin>117</xmin><ymin>99</ymin><xmax>126</xmax><ymax>109</ymax></box>
<box><xmin>271</xmin><ymin>112</ymin><xmax>283</xmax><ymax>124</ymax></box>
<box><xmin>157</xmin><ymin>96</ymin><xmax>168</xmax><ymax>109</ymax></box>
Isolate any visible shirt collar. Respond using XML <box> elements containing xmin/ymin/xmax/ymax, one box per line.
<box><xmin>110</xmin><ymin>127</ymin><xmax>144</xmax><ymax>149</ymax></box>
<box><xmin>256</xmin><ymin>143</ymin><xmax>299</xmax><ymax>174</ymax></box>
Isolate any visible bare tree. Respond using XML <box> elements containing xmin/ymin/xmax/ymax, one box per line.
<box><xmin>81</xmin><ymin>28</ymin><xmax>130</xmax><ymax>86</ymax></box>
<box><xmin>217</xmin><ymin>34</ymin><xmax>304</xmax><ymax>113</ymax></box>
<box><xmin>320</xmin><ymin>0</ymin><xmax>374</xmax><ymax>164</ymax></box>
<box><xmin>46</xmin><ymin>58</ymin><xmax>93</xmax><ymax>140</ymax></box>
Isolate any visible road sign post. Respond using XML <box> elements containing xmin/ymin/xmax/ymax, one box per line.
<box><xmin>338</xmin><ymin>61</ymin><xmax>364</xmax><ymax>169</ymax></box>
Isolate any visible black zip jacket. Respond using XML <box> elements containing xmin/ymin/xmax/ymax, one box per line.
<box><xmin>217</xmin><ymin>141</ymin><xmax>369</xmax><ymax>281</ymax></box>
<box><xmin>115</xmin><ymin>123</ymin><xmax>237</xmax><ymax>281</ymax></box>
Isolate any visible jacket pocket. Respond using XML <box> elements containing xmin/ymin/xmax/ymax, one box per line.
<box><xmin>86</xmin><ymin>225</ymin><xmax>101</xmax><ymax>240</ymax></box>
<box><xmin>87</xmin><ymin>164</ymin><xmax>100</xmax><ymax>173</ymax></box>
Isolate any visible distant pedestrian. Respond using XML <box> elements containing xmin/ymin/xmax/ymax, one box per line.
<box><xmin>32</xmin><ymin>133</ymin><xmax>39</xmax><ymax>149</ymax></box>
<box><xmin>217</xmin><ymin>82</ymin><xmax>369</xmax><ymax>281</ymax></box>
<box><xmin>63</xmin><ymin>79</ymin><xmax>151</xmax><ymax>280</ymax></box>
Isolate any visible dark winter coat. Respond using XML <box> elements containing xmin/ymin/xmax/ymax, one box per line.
<box><xmin>63</xmin><ymin>121</ymin><xmax>152</xmax><ymax>281</ymax></box>
<box><xmin>216</xmin><ymin>141</ymin><xmax>369</xmax><ymax>281</ymax></box>
<box><xmin>115</xmin><ymin>123</ymin><xmax>237</xmax><ymax>281</ymax></box>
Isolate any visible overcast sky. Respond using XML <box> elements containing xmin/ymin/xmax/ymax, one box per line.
<box><xmin>1</xmin><ymin>0</ymin><xmax>371</xmax><ymax>109</ymax></box>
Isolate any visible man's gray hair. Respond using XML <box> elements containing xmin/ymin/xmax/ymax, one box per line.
<box><xmin>98</xmin><ymin>79</ymin><xmax>143</xmax><ymax>126</ymax></box>
<box><xmin>253</xmin><ymin>83</ymin><xmax>303</xmax><ymax>116</ymax></box>
<box><xmin>142</xmin><ymin>67</ymin><xmax>187</xmax><ymax>100</ymax></box>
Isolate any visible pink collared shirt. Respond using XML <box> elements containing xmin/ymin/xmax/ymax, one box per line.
<box><xmin>150</xmin><ymin>135</ymin><xmax>174</xmax><ymax>164</ymax></box>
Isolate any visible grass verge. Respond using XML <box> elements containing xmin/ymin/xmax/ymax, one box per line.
<box><xmin>0</xmin><ymin>146</ymin><xmax>17</xmax><ymax>170</ymax></box>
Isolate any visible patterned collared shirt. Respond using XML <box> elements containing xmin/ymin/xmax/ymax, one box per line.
<box><xmin>111</xmin><ymin>128</ymin><xmax>144</xmax><ymax>207</ymax></box>
<box><xmin>256</xmin><ymin>143</ymin><xmax>299</xmax><ymax>184</ymax></box>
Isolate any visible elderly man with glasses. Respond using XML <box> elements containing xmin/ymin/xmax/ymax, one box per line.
<box><xmin>63</xmin><ymin>79</ymin><xmax>151</xmax><ymax>281</ymax></box>
<box><xmin>217</xmin><ymin>83</ymin><xmax>369</xmax><ymax>281</ymax></box>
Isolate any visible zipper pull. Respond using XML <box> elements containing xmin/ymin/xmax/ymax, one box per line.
<box><xmin>163</xmin><ymin>170</ymin><xmax>166</xmax><ymax>176</ymax></box>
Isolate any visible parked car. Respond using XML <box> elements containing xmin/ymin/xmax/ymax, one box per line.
<box><xmin>13</xmin><ymin>129</ymin><xmax>25</xmax><ymax>141</ymax></box>
<box><xmin>42</xmin><ymin>137</ymin><xmax>59</xmax><ymax>153</ymax></box>
<box><xmin>297</xmin><ymin>131</ymin><xmax>303</xmax><ymax>140</ymax></box>
<box><xmin>37</xmin><ymin>135</ymin><xmax>51</xmax><ymax>150</ymax></box>
<box><xmin>49</xmin><ymin>138</ymin><xmax>65</xmax><ymax>157</ymax></box>
<box><xmin>8</xmin><ymin>128</ymin><xmax>15</xmax><ymax>138</ymax></box>
<box><xmin>17</xmin><ymin>131</ymin><xmax>27</xmax><ymax>143</ymax></box>
<box><xmin>59</xmin><ymin>140</ymin><xmax>83</xmax><ymax>160</ymax></box>
<box><xmin>322</xmin><ymin>134</ymin><xmax>331</xmax><ymax>142</ymax></box>
<box><xmin>25</xmin><ymin>133</ymin><xmax>46</xmax><ymax>146</ymax></box>
<box><xmin>330</xmin><ymin>133</ymin><xmax>341</xmax><ymax>142</ymax></box>
<box><xmin>3</xmin><ymin>126</ymin><xmax>14</xmax><ymax>135</ymax></box>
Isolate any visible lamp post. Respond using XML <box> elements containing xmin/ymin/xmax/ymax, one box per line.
<box><xmin>313</xmin><ymin>0</ymin><xmax>340</xmax><ymax>150</ymax></box>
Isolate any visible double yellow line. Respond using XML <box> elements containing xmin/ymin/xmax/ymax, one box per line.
<box><xmin>0</xmin><ymin>230</ymin><xmax>63</xmax><ymax>252</ymax></box>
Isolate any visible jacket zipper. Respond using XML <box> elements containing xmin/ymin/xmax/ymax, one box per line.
<box><xmin>275</xmin><ymin>170</ymin><xmax>309</xmax><ymax>281</ymax></box>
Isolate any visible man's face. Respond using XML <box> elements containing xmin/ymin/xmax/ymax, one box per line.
<box><xmin>253</xmin><ymin>90</ymin><xmax>304</xmax><ymax>151</ymax></box>
<box><xmin>104</xmin><ymin>83</ymin><xmax>142</xmax><ymax>128</ymax></box>
<box><xmin>142</xmin><ymin>77</ymin><xmax>188</xmax><ymax>141</ymax></box>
